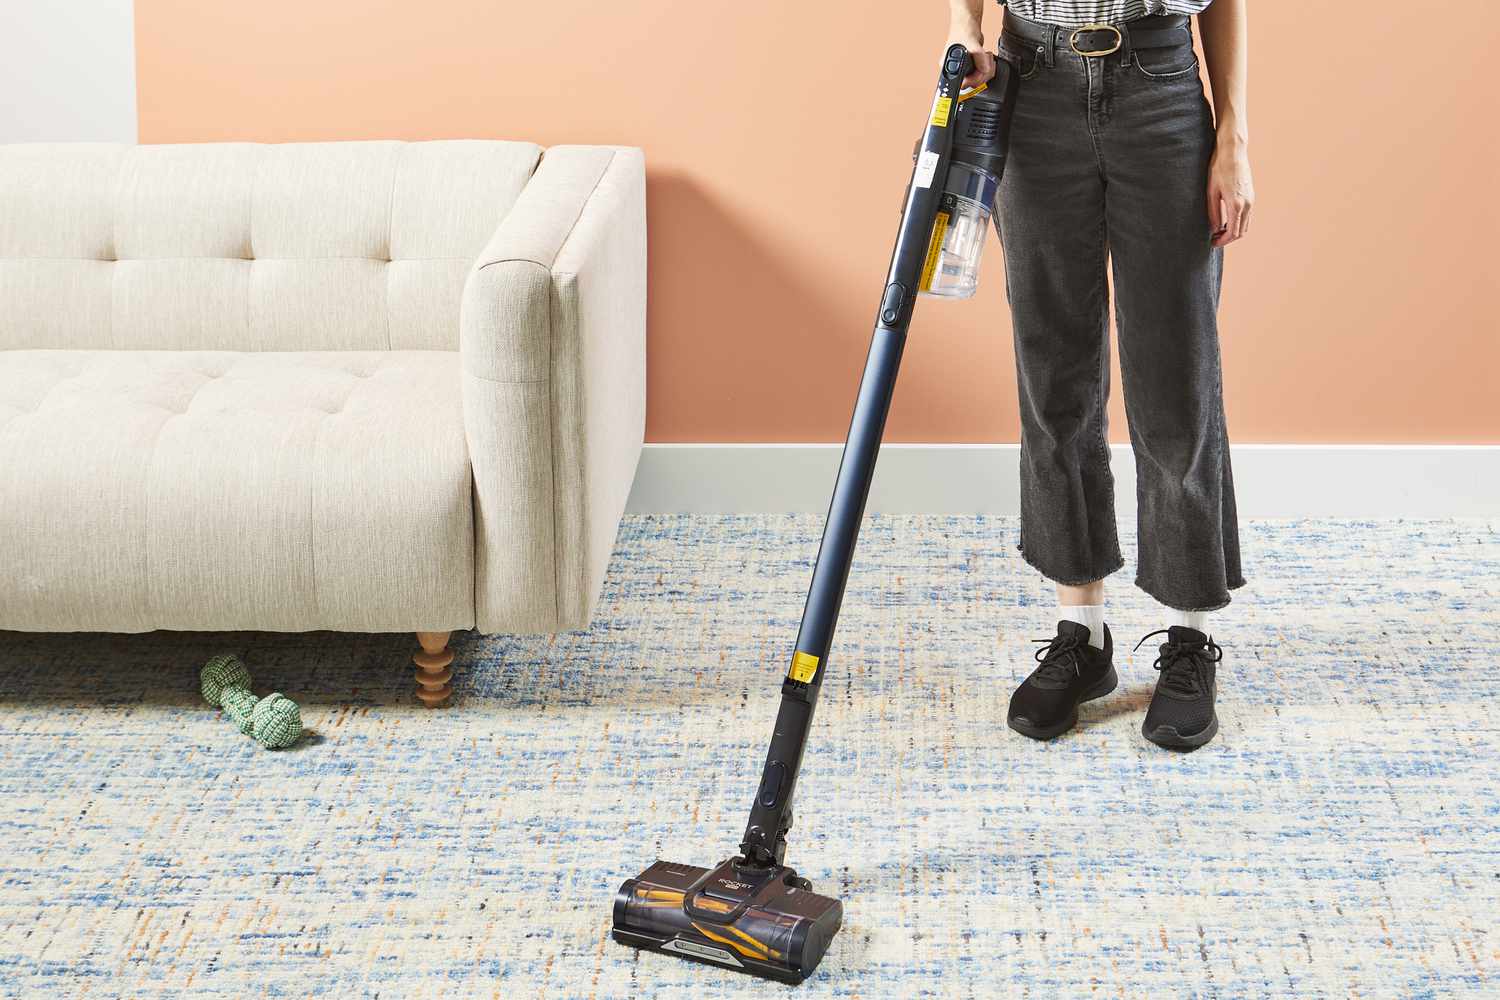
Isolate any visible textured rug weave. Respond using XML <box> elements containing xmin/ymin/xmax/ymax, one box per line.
<box><xmin>0</xmin><ymin>516</ymin><xmax>1496</xmax><ymax>998</ymax></box>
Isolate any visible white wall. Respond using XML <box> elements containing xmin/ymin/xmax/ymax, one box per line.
<box><xmin>0</xmin><ymin>0</ymin><xmax>137</xmax><ymax>142</ymax></box>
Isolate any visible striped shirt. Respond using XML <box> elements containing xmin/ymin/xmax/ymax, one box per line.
<box><xmin>999</xmin><ymin>0</ymin><xmax>1212</xmax><ymax>27</ymax></box>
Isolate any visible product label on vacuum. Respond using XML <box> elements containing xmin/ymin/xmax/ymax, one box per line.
<box><xmin>913</xmin><ymin>149</ymin><xmax>940</xmax><ymax>189</ymax></box>
<box><xmin>929</xmin><ymin>92</ymin><xmax>952</xmax><ymax>127</ymax></box>
<box><xmin>788</xmin><ymin>651</ymin><xmax>820</xmax><ymax>683</ymax></box>
<box><xmin>919</xmin><ymin>208</ymin><xmax>951</xmax><ymax>292</ymax></box>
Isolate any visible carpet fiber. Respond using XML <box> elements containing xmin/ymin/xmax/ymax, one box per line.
<box><xmin>0</xmin><ymin>516</ymin><xmax>1496</xmax><ymax>998</ymax></box>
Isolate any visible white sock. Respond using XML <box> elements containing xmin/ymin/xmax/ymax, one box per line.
<box><xmin>1059</xmin><ymin>604</ymin><xmax>1106</xmax><ymax>649</ymax></box>
<box><xmin>1171</xmin><ymin>609</ymin><xmax>1211</xmax><ymax>635</ymax></box>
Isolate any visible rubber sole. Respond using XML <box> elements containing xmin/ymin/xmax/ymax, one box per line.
<box><xmin>1142</xmin><ymin>711</ymin><xmax>1219</xmax><ymax>750</ymax></box>
<box><xmin>1007</xmin><ymin>666</ymin><xmax>1119</xmax><ymax>741</ymax></box>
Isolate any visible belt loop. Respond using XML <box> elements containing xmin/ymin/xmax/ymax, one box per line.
<box><xmin>1119</xmin><ymin>23</ymin><xmax>1133</xmax><ymax>62</ymax></box>
<box><xmin>1045</xmin><ymin>26</ymin><xmax>1058</xmax><ymax>66</ymax></box>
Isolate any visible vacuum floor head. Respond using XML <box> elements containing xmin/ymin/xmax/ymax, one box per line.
<box><xmin>612</xmin><ymin>857</ymin><xmax>842</xmax><ymax>984</ymax></box>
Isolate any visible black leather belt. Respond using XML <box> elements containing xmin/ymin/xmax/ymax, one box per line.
<box><xmin>1002</xmin><ymin>11</ymin><xmax>1191</xmax><ymax>58</ymax></box>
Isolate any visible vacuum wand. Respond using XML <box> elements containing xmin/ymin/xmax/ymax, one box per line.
<box><xmin>612</xmin><ymin>45</ymin><xmax>1018</xmax><ymax>984</ymax></box>
<box><xmin>741</xmin><ymin>42</ymin><xmax>1016</xmax><ymax>869</ymax></box>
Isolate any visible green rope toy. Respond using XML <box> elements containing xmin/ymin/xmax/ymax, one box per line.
<box><xmin>201</xmin><ymin>654</ymin><xmax>303</xmax><ymax>750</ymax></box>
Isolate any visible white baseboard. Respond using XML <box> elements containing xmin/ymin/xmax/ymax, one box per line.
<box><xmin>625</xmin><ymin>443</ymin><xmax>1500</xmax><ymax>517</ymax></box>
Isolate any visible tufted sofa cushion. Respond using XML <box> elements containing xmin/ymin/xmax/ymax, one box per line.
<box><xmin>0</xmin><ymin>141</ymin><xmax>541</xmax><ymax>352</ymax></box>
<box><xmin>0</xmin><ymin>350</ymin><xmax>473</xmax><ymax>633</ymax></box>
<box><xmin>0</xmin><ymin>139</ymin><xmax>645</xmax><ymax>638</ymax></box>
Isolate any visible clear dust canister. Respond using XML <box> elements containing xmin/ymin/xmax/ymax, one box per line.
<box><xmin>918</xmin><ymin>66</ymin><xmax>1017</xmax><ymax>299</ymax></box>
<box><xmin>918</xmin><ymin>161</ymin><xmax>998</xmax><ymax>299</ymax></box>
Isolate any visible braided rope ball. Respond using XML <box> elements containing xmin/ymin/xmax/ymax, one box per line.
<box><xmin>251</xmin><ymin>693</ymin><xmax>303</xmax><ymax>750</ymax></box>
<box><xmin>201</xmin><ymin>653</ymin><xmax>251</xmax><ymax>704</ymax></box>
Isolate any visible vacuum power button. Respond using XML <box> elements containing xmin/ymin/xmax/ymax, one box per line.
<box><xmin>880</xmin><ymin>282</ymin><xmax>906</xmax><ymax>326</ymax></box>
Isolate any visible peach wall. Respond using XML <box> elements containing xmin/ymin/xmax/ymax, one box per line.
<box><xmin>135</xmin><ymin>1</ymin><xmax>1497</xmax><ymax>443</ymax></box>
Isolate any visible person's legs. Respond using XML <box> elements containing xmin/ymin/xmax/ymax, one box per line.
<box><xmin>1101</xmin><ymin>30</ymin><xmax>1245</xmax><ymax>615</ymax></box>
<box><xmin>997</xmin><ymin>23</ymin><xmax>1120</xmax><ymax>739</ymax></box>
<box><xmin>1099</xmin><ymin>22</ymin><xmax>1245</xmax><ymax>747</ymax></box>
<box><xmin>996</xmin><ymin>29</ymin><xmax>1124</xmax><ymax>598</ymax></box>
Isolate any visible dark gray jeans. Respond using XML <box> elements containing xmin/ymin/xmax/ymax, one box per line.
<box><xmin>995</xmin><ymin>12</ymin><xmax>1244</xmax><ymax>612</ymax></box>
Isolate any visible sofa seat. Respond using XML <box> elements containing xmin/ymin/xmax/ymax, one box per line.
<box><xmin>0</xmin><ymin>349</ymin><xmax>474</xmax><ymax>633</ymax></box>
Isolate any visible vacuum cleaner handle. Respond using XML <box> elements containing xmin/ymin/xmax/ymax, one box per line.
<box><xmin>737</xmin><ymin>44</ymin><xmax>975</xmax><ymax>868</ymax></box>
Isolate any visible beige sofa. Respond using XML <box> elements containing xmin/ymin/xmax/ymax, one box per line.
<box><xmin>0</xmin><ymin>140</ymin><xmax>646</xmax><ymax>704</ymax></box>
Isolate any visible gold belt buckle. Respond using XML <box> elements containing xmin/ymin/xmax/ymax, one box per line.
<box><xmin>1069</xmin><ymin>23</ymin><xmax>1122</xmax><ymax>57</ymax></box>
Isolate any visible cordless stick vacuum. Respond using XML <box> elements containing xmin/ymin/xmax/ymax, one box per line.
<box><xmin>612</xmin><ymin>45</ymin><xmax>1018</xmax><ymax>984</ymax></box>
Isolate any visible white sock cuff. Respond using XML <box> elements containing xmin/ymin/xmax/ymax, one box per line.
<box><xmin>1171</xmin><ymin>609</ymin><xmax>1211</xmax><ymax>634</ymax></box>
<box><xmin>1059</xmin><ymin>604</ymin><xmax>1106</xmax><ymax>649</ymax></box>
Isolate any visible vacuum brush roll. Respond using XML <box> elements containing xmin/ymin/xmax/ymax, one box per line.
<box><xmin>612</xmin><ymin>859</ymin><xmax>843</xmax><ymax>984</ymax></box>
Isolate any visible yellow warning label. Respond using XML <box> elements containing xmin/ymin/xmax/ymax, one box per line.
<box><xmin>788</xmin><ymin>651</ymin><xmax>819</xmax><ymax>684</ymax></box>
<box><xmin>919</xmin><ymin>211</ymin><xmax>951</xmax><ymax>292</ymax></box>
<box><xmin>929</xmin><ymin>94</ymin><xmax>952</xmax><ymax>127</ymax></box>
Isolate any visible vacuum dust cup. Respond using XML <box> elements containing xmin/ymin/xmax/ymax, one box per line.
<box><xmin>917</xmin><ymin>70</ymin><xmax>1016</xmax><ymax>300</ymax></box>
<box><xmin>918</xmin><ymin>160</ymin><xmax>997</xmax><ymax>299</ymax></box>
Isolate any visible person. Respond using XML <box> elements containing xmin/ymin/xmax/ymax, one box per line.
<box><xmin>946</xmin><ymin>0</ymin><xmax>1253</xmax><ymax>749</ymax></box>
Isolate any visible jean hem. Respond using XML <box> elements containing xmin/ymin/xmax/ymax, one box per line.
<box><xmin>1019</xmin><ymin>545</ymin><xmax>1125</xmax><ymax>589</ymax></box>
<box><xmin>1134</xmin><ymin>574</ymin><xmax>1247</xmax><ymax>613</ymax></box>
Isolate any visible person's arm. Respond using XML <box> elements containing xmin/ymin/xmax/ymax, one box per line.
<box><xmin>1198</xmin><ymin>0</ymin><xmax>1253</xmax><ymax>246</ymax></box>
<box><xmin>948</xmin><ymin>0</ymin><xmax>996</xmax><ymax>88</ymax></box>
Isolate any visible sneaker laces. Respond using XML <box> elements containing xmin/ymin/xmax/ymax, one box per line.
<box><xmin>1031</xmin><ymin>631</ymin><xmax>1089</xmax><ymax>682</ymax></box>
<box><xmin>1133</xmin><ymin>629</ymin><xmax>1223</xmax><ymax>695</ymax></box>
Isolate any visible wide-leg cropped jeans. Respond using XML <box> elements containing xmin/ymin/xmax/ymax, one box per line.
<box><xmin>995</xmin><ymin>13</ymin><xmax>1245</xmax><ymax>611</ymax></box>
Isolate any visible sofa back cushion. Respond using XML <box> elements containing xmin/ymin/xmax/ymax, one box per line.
<box><xmin>0</xmin><ymin>140</ymin><xmax>541</xmax><ymax>351</ymax></box>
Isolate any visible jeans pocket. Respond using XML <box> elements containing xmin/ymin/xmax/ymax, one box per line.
<box><xmin>1131</xmin><ymin>44</ymin><xmax>1199</xmax><ymax>80</ymax></box>
<box><xmin>999</xmin><ymin>34</ymin><xmax>1045</xmax><ymax>80</ymax></box>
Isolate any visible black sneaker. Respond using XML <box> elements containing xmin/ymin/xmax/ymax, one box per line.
<box><xmin>1137</xmin><ymin>626</ymin><xmax>1223</xmax><ymax>750</ymax></box>
<box><xmin>1007</xmin><ymin>621</ymin><xmax>1118</xmax><ymax>741</ymax></box>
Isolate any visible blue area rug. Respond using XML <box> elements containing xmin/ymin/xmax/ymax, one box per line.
<box><xmin>0</xmin><ymin>516</ymin><xmax>1495</xmax><ymax>997</ymax></box>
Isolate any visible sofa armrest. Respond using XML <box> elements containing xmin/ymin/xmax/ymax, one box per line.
<box><xmin>460</xmin><ymin>145</ymin><xmax>646</xmax><ymax>633</ymax></box>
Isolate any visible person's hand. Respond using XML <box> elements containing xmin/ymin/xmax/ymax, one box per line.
<box><xmin>947</xmin><ymin>24</ymin><xmax>996</xmax><ymax>89</ymax></box>
<box><xmin>1207</xmin><ymin>137</ymin><xmax>1254</xmax><ymax>247</ymax></box>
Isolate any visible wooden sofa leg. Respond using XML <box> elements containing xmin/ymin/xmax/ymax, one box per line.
<box><xmin>413</xmin><ymin>631</ymin><xmax>454</xmax><ymax>707</ymax></box>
